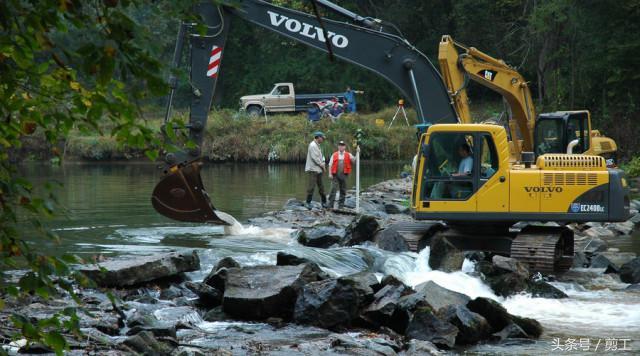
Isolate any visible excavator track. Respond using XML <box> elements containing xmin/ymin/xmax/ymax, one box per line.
<box><xmin>510</xmin><ymin>226</ymin><xmax>574</xmax><ymax>274</ymax></box>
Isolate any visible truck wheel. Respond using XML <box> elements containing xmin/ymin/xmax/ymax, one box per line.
<box><xmin>247</xmin><ymin>106</ymin><xmax>263</xmax><ymax>117</ymax></box>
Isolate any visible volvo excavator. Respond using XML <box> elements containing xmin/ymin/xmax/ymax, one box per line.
<box><xmin>437</xmin><ymin>35</ymin><xmax>618</xmax><ymax>163</ymax></box>
<box><xmin>151</xmin><ymin>0</ymin><xmax>630</xmax><ymax>274</ymax></box>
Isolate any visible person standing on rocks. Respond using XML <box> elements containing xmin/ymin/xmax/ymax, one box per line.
<box><xmin>305</xmin><ymin>131</ymin><xmax>327</xmax><ymax>208</ymax></box>
<box><xmin>327</xmin><ymin>141</ymin><xmax>358</xmax><ymax>209</ymax></box>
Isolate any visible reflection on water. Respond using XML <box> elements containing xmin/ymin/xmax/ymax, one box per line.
<box><xmin>18</xmin><ymin>161</ymin><xmax>404</xmax><ymax>256</ymax></box>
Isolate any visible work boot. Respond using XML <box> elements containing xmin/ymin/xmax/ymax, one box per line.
<box><xmin>321</xmin><ymin>195</ymin><xmax>328</xmax><ymax>209</ymax></box>
<box><xmin>306</xmin><ymin>195</ymin><xmax>313</xmax><ymax>210</ymax></box>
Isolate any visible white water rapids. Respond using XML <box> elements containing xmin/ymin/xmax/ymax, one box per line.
<box><xmin>204</xmin><ymin>214</ymin><xmax>640</xmax><ymax>347</ymax></box>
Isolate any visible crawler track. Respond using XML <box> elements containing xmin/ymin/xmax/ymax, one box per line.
<box><xmin>510</xmin><ymin>226</ymin><xmax>574</xmax><ymax>274</ymax></box>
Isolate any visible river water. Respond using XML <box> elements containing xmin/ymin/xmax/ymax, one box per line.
<box><xmin>18</xmin><ymin>162</ymin><xmax>640</xmax><ymax>354</ymax></box>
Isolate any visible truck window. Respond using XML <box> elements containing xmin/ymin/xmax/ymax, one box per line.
<box><xmin>479</xmin><ymin>134</ymin><xmax>498</xmax><ymax>181</ymax></box>
<box><xmin>567</xmin><ymin>114</ymin><xmax>590</xmax><ymax>153</ymax></box>
<box><xmin>272</xmin><ymin>85</ymin><xmax>290</xmax><ymax>95</ymax></box>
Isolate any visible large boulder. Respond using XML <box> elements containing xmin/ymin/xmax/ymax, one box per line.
<box><xmin>485</xmin><ymin>273</ymin><xmax>529</xmax><ymax>297</ymax></box>
<box><xmin>620</xmin><ymin>257</ymin><xmax>640</xmax><ymax>284</ymax></box>
<box><xmin>339</xmin><ymin>272</ymin><xmax>381</xmax><ymax>296</ymax></box>
<box><xmin>184</xmin><ymin>282</ymin><xmax>222</xmax><ymax>307</ymax></box>
<box><xmin>584</xmin><ymin>226</ymin><xmax>616</xmax><ymax>239</ymax></box>
<box><xmin>214</xmin><ymin>256</ymin><xmax>240</xmax><ymax>270</ymax></box>
<box><xmin>222</xmin><ymin>264</ymin><xmax>324</xmax><ymax>320</ymax></box>
<box><xmin>437</xmin><ymin>305</ymin><xmax>491</xmax><ymax>345</ymax></box>
<box><xmin>122</xmin><ymin>330</ymin><xmax>176</xmax><ymax>356</ymax></box>
<box><xmin>374</xmin><ymin>228</ymin><xmax>410</xmax><ymax>252</ymax></box>
<box><xmin>342</xmin><ymin>215</ymin><xmax>379</xmax><ymax>246</ymax></box>
<box><xmin>297</xmin><ymin>225</ymin><xmax>346</xmax><ymax>248</ymax></box>
<box><xmin>413</xmin><ymin>281</ymin><xmax>471</xmax><ymax>311</ymax></box>
<box><xmin>405</xmin><ymin>307</ymin><xmax>458</xmax><ymax>349</ymax></box>
<box><xmin>589</xmin><ymin>254</ymin><xmax>620</xmax><ymax>273</ymax></box>
<box><xmin>527</xmin><ymin>280</ymin><xmax>568</xmax><ymax>299</ymax></box>
<box><xmin>605</xmin><ymin>221</ymin><xmax>635</xmax><ymax>235</ymax></box>
<box><xmin>428</xmin><ymin>235</ymin><xmax>464</xmax><ymax>272</ymax></box>
<box><xmin>276</xmin><ymin>251</ymin><xmax>311</xmax><ymax>266</ymax></box>
<box><xmin>80</xmin><ymin>251</ymin><xmax>200</xmax><ymax>288</ymax></box>
<box><xmin>361</xmin><ymin>284</ymin><xmax>411</xmax><ymax>332</ymax></box>
<box><xmin>404</xmin><ymin>339</ymin><xmax>442</xmax><ymax>355</ymax></box>
<box><xmin>293</xmin><ymin>278</ymin><xmax>366</xmax><ymax>329</ymax></box>
<box><xmin>466</xmin><ymin>297</ymin><xmax>542</xmax><ymax>338</ymax></box>
<box><xmin>492</xmin><ymin>256</ymin><xmax>529</xmax><ymax>279</ymax></box>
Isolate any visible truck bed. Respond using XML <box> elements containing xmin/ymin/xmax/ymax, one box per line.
<box><xmin>294</xmin><ymin>93</ymin><xmax>346</xmax><ymax>111</ymax></box>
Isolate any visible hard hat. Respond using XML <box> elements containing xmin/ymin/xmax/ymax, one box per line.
<box><xmin>313</xmin><ymin>131</ymin><xmax>325</xmax><ymax>138</ymax></box>
<box><xmin>338</xmin><ymin>140</ymin><xmax>346</xmax><ymax>146</ymax></box>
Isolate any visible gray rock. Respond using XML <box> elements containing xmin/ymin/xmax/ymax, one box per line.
<box><xmin>466</xmin><ymin>297</ymin><xmax>542</xmax><ymax>338</ymax></box>
<box><xmin>223</xmin><ymin>264</ymin><xmax>324</xmax><ymax>320</ymax></box>
<box><xmin>492</xmin><ymin>255</ymin><xmax>529</xmax><ymax>279</ymax></box>
<box><xmin>202</xmin><ymin>266</ymin><xmax>228</xmax><ymax>292</ymax></box>
<box><xmin>590</xmin><ymin>254</ymin><xmax>620</xmax><ymax>273</ymax></box>
<box><xmin>342</xmin><ymin>214</ymin><xmax>379</xmax><ymax>246</ymax></box>
<box><xmin>215</xmin><ymin>256</ymin><xmax>240</xmax><ymax>270</ymax></box>
<box><xmin>510</xmin><ymin>315</ymin><xmax>543</xmax><ymax>338</ymax></box>
<box><xmin>625</xmin><ymin>283</ymin><xmax>640</xmax><ymax>292</ymax></box>
<box><xmin>159</xmin><ymin>285</ymin><xmax>183</xmax><ymax>300</ymax></box>
<box><xmin>601</xmin><ymin>252</ymin><xmax>637</xmax><ymax>269</ymax></box>
<box><xmin>122</xmin><ymin>330</ymin><xmax>175</xmax><ymax>356</ymax></box>
<box><xmin>605</xmin><ymin>221</ymin><xmax>635</xmax><ymax>235</ymax></box>
<box><xmin>405</xmin><ymin>307</ymin><xmax>458</xmax><ymax>349</ymax></box>
<box><xmin>485</xmin><ymin>273</ymin><xmax>529</xmax><ymax>297</ymax></box>
<box><xmin>276</xmin><ymin>251</ymin><xmax>311</xmax><ymax>266</ymax></box>
<box><xmin>413</xmin><ymin>281</ymin><xmax>471</xmax><ymax>311</ymax></box>
<box><xmin>620</xmin><ymin>257</ymin><xmax>640</xmax><ymax>284</ymax></box>
<box><xmin>294</xmin><ymin>278</ymin><xmax>364</xmax><ymax>329</ymax></box>
<box><xmin>361</xmin><ymin>284</ymin><xmax>410</xmax><ymax>332</ymax></box>
<box><xmin>491</xmin><ymin>323</ymin><xmax>529</xmax><ymax>341</ymax></box>
<box><xmin>585</xmin><ymin>226</ymin><xmax>616</xmax><ymax>239</ymax></box>
<box><xmin>381</xmin><ymin>274</ymin><xmax>406</xmax><ymax>288</ymax></box>
<box><xmin>429</xmin><ymin>235</ymin><xmax>464</xmax><ymax>272</ymax></box>
<box><xmin>528</xmin><ymin>281</ymin><xmax>568</xmax><ymax>299</ymax></box>
<box><xmin>404</xmin><ymin>339</ymin><xmax>442</xmax><ymax>355</ymax></box>
<box><xmin>184</xmin><ymin>282</ymin><xmax>222</xmax><ymax>307</ymax></box>
<box><xmin>126</xmin><ymin>324</ymin><xmax>177</xmax><ymax>338</ymax></box>
<box><xmin>297</xmin><ymin>225</ymin><xmax>346</xmax><ymax>248</ymax></box>
<box><xmin>283</xmin><ymin>198</ymin><xmax>307</xmax><ymax>211</ymax></box>
<box><xmin>629</xmin><ymin>213</ymin><xmax>640</xmax><ymax>225</ymax></box>
<box><xmin>79</xmin><ymin>251</ymin><xmax>200</xmax><ymax>288</ymax></box>
<box><xmin>582</xmin><ymin>238</ymin><xmax>608</xmax><ymax>254</ymax></box>
<box><xmin>384</xmin><ymin>203</ymin><xmax>409</xmax><ymax>215</ymax></box>
<box><xmin>437</xmin><ymin>305</ymin><xmax>491</xmax><ymax>344</ymax></box>
<box><xmin>374</xmin><ymin>228</ymin><xmax>410</xmax><ymax>252</ymax></box>
<box><xmin>202</xmin><ymin>306</ymin><xmax>228</xmax><ymax>322</ymax></box>
<box><xmin>339</xmin><ymin>271</ymin><xmax>381</xmax><ymax>295</ymax></box>
<box><xmin>572</xmin><ymin>251</ymin><xmax>589</xmax><ymax>268</ymax></box>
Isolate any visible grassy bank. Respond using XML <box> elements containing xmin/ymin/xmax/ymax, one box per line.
<box><xmin>15</xmin><ymin>107</ymin><xmax>421</xmax><ymax>163</ymax></box>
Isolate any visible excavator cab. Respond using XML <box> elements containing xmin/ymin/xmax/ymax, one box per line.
<box><xmin>534</xmin><ymin>111</ymin><xmax>591</xmax><ymax>156</ymax></box>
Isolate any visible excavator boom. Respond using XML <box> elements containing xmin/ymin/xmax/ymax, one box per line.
<box><xmin>152</xmin><ymin>0</ymin><xmax>458</xmax><ymax>224</ymax></box>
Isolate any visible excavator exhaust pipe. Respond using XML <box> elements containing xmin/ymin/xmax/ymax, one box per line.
<box><xmin>151</xmin><ymin>160</ymin><xmax>231</xmax><ymax>225</ymax></box>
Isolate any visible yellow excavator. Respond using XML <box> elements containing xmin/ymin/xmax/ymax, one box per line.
<box><xmin>152</xmin><ymin>1</ymin><xmax>630</xmax><ymax>274</ymax></box>
<box><xmin>437</xmin><ymin>35</ymin><xmax>617</xmax><ymax>164</ymax></box>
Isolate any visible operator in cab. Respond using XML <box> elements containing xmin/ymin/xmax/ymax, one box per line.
<box><xmin>453</xmin><ymin>143</ymin><xmax>473</xmax><ymax>176</ymax></box>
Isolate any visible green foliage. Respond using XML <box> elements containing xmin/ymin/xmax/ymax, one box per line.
<box><xmin>621</xmin><ymin>156</ymin><xmax>640</xmax><ymax>178</ymax></box>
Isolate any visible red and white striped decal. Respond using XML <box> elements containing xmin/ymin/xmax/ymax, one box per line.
<box><xmin>207</xmin><ymin>45</ymin><xmax>222</xmax><ymax>77</ymax></box>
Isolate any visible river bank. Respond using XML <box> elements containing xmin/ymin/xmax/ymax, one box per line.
<box><xmin>3</xmin><ymin>177</ymin><xmax>640</xmax><ymax>354</ymax></box>
<box><xmin>11</xmin><ymin>108</ymin><xmax>416</xmax><ymax>163</ymax></box>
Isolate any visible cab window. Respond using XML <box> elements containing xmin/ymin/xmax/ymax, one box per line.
<box><xmin>535</xmin><ymin>119</ymin><xmax>563</xmax><ymax>156</ymax></box>
<box><xmin>567</xmin><ymin>114</ymin><xmax>590</xmax><ymax>153</ymax></box>
<box><xmin>479</xmin><ymin>134</ymin><xmax>498</xmax><ymax>181</ymax></box>
<box><xmin>272</xmin><ymin>85</ymin><xmax>290</xmax><ymax>95</ymax></box>
<box><xmin>422</xmin><ymin>132</ymin><xmax>474</xmax><ymax>200</ymax></box>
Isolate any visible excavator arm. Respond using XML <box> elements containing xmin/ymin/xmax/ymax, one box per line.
<box><xmin>152</xmin><ymin>0</ymin><xmax>458</xmax><ymax>224</ymax></box>
<box><xmin>438</xmin><ymin>35</ymin><xmax>536</xmax><ymax>160</ymax></box>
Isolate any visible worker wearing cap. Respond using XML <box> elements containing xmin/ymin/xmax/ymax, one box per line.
<box><xmin>305</xmin><ymin>131</ymin><xmax>327</xmax><ymax>208</ymax></box>
<box><xmin>327</xmin><ymin>140</ymin><xmax>358</xmax><ymax>209</ymax></box>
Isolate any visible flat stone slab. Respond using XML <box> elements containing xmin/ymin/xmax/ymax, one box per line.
<box><xmin>80</xmin><ymin>251</ymin><xmax>200</xmax><ymax>287</ymax></box>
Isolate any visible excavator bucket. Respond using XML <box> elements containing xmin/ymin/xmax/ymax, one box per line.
<box><xmin>151</xmin><ymin>160</ymin><xmax>230</xmax><ymax>225</ymax></box>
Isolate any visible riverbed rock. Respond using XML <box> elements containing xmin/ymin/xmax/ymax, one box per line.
<box><xmin>404</xmin><ymin>339</ymin><xmax>442</xmax><ymax>355</ymax></box>
<box><xmin>202</xmin><ymin>306</ymin><xmax>228</xmax><ymax>322</ymax></box>
<box><xmin>384</xmin><ymin>203</ymin><xmax>409</xmax><ymax>215</ymax></box>
<box><xmin>215</xmin><ymin>256</ymin><xmax>241</xmax><ymax>270</ymax></box>
<box><xmin>222</xmin><ymin>264</ymin><xmax>324</xmax><ymax>320</ymax></box>
<box><xmin>490</xmin><ymin>322</ymin><xmax>530</xmax><ymax>341</ymax></box>
<box><xmin>589</xmin><ymin>253</ymin><xmax>620</xmax><ymax>273</ymax></box>
<box><xmin>413</xmin><ymin>281</ymin><xmax>471</xmax><ymax>311</ymax></box>
<box><xmin>122</xmin><ymin>330</ymin><xmax>176</xmax><ymax>356</ymax></box>
<box><xmin>486</xmin><ymin>273</ymin><xmax>529</xmax><ymax>297</ymax></box>
<box><xmin>528</xmin><ymin>280</ymin><xmax>568</xmax><ymax>299</ymax></box>
<box><xmin>437</xmin><ymin>305</ymin><xmax>491</xmax><ymax>344</ymax></box>
<box><xmin>584</xmin><ymin>226</ymin><xmax>616</xmax><ymax>239</ymax></box>
<box><xmin>185</xmin><ymin>282</ymin><xmax>222</xmax><ymax>307</ymax></box>
<box><xmin>276</xmin><ymin>251</ymin><xmax>311</xmax><ymax>266</ymax></box>
<box><xmin>361</xmin><ymin>284</ymin><xmax>411</xmax><ymax>331</ymax></box>
<box><xmin>620</xmin><ymin>257</ymin><xmax>640</xmax><ymax>284</ymax></box>
<box><xmin>283</xmin><ymin>198</ymin><xmax>308</xmax><ymax>211</ymax></box>
<box><xmin>202</xmin><ymin>267</ymin><xmax>228</xmax><ymax>292</ymax></box>
<box><xmin>79</xmin><ymin>251</ymin><xmax>200</xmax><ymax>288</ymax></box>
<box><xmin>159</xmin><ymin>285</ymin><xmax>183</xmax><ymax>300</ymax></box>
<box><xmin>428</xmin><ymin>235</ymin><xmax>464</xmax><ymax>272</ymax></box>
<box><xmin>293</xmin><ymin>278</ymin><xmax>365</xmax><ymax>329</ymax></box>
<box><xmin>405</xmin><ymin>307</ymin><xmax>458</xmax><ymax>348</ymax></box>
<box><xmin>605</xmin><ymin>221</ymin><xmax>635</xmax><ymax>235</ymax></box>
<box><xmin>339</xmin><ymin>271</ymin><xmax>381</xmax><ymax>296</ymax></box>
<box><xmin>492</xmin><ymin>256</ymin><xmax>529</xmax><ymax>279</ymax></box>
<box><xmin>342</xmin><ymin>214</ymin><xmax>379</xmax><ymax>246</ymax></box>
<box><xmin>626</xmin><ymin>283</ymin><xmax>640</xmax><ymax>292</ymax></box>
<box><xmin>297</xmin><ymin>224</ymin><xmax>346</xmax><ymax>248</ymax></box>
<box><xmin>573</xmin><ymin>251</ymin><xmax>589</xmax><ymax>268</ymax></box>
<box><xmin>466</xmin><ymin>297</ymin><xmax>542</xmax><ymax>338</ymax></box>
<box><xmin>374</xmin><ymin>228</ymin><xmax>410</xmax><ymax>252</ymax></box>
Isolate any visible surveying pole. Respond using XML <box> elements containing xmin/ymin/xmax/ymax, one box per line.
<box><xmin>388</xmin><ymin>99</ymin><xmax>410</xmax><ymax>128</ymax></box>
<box><xmin>355</xmin><ymin>145</ymin><xmax>360</xmax><ymax>213</ymax></box>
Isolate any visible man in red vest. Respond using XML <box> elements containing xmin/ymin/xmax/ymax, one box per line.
<box><xmin>327</xmin><ymin>141</ymin><xmax>358</xmax><ymax>209</ymax></box>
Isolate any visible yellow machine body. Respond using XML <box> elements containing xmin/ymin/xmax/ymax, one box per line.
<box><xmin>412</xmin><ymin>124</ymin><xmax>629</xmax><ymax>223</ymax></box>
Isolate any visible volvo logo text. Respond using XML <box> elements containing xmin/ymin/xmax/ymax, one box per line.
<box><xmin>524</xmin><ymin>186</ymin><xmax>563</xmax><ymax>193</ymax></box>
<box><xmin>267</xmin><ymin>11</ymin><xmax>349</xmax><ymax>48</ymax></box>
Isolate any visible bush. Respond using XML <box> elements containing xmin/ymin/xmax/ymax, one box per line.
<box><xmin>622</xmin><ymin>156</ymin><xmax>640</xmax><ymax>178</ymax></box>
